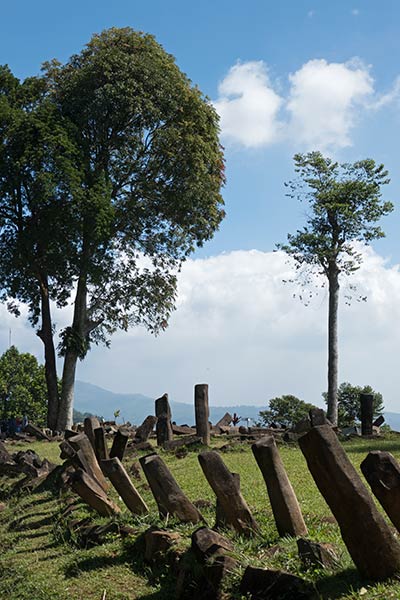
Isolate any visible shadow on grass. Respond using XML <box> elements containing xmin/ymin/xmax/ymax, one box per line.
<box><xmin>317</xmin><ymin>567</ymin><xmax>368</xmax><ymax>599</ymax></box>
<box><xmin>12</xmin><ymin>510</ymin><xmax>53</xmax><ymax>524</ymax></box>
<box><xmin>19</xmin><ymin>530</ymin><xmax>49</xmax><ymax>540</ymax></box>
<box><xmin>11</xmin><ymin>514</ymin><xmax>55</xmax><ymax>531</ymax></box>
<box><xmin>64</xmin><ymin>537</ymin><xmax>178</xmax><ymax>598</ymax></box>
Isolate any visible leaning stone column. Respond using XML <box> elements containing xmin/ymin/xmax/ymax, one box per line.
<box><xmin>360</xmin><ymin>393</ymin><xmax>374</xmax><ymax>436</ymax></box>
<box><xmin>252</xmin><ymin>436</ymin><xmax>307</xmax><ymax>537</ymax></box>
<box><xmin>70</xmin><ymin>469</ymin><xmax>120</xmax><ymax>516</ymax></box>
<box><xmin>155</xmin><ymin>393</ymin><xmax>173</xmax><ymax>446</ymax></box>
<box><xmin>140</xmin><ymin>453</ymin><xmax>202</xmax><ymax>523</ymax></box>
<box><xmin>68</xmin><ymin>432</ymin><xmax>109</xmax><ymax>491</ymax></box>
<box><xmin>361</xmin><ymin>451</ymin><xmax>400</xmax><ymax>533</ymax></box>
<box><xmin>299</xmin><ymin>425</ymin><xmax>400</xmax><ymax>580</ymax></box>
<box><xmin>198</xmin><ymin>451</ymin><xmax>259</xmax><ymax>536</ymax></box>
<box><xmin>195</xmin><ymin>384</ymin><xmax>210</xmax><ymax>445</ymax></box>
<box><xmin>101</xmin><ymin>457</ymin><xmax>148</xmax><ymax>515</ymax></box>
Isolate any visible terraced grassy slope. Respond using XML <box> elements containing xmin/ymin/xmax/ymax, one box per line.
<box><xmin>1</xmin><ymin>434</ymin><xmax>400</xmax><ymax>599</ymax></box>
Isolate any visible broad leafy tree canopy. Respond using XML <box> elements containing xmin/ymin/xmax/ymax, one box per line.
<box><xmin>0</xmin><ymin>346</ymin><xmax>48</xmax><ymax>423</ymax></box>
<box><xmin>259</xmin><ymin>395</ymin><xmax>316</xmax><ymax>429</ymax></box>
<box><xmin>42</xmin><ymin>27</ymin><xmax>225</xmax><ymax>349</ymax></box>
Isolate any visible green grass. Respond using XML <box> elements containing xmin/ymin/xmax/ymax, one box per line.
<box><xmin>1</xmin><ymin>433</ymin><xmax>400</xmax><ymax>598</ymax></box>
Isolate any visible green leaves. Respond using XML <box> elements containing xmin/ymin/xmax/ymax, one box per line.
<box><xmin>280</xmin><ymin>151</ymin><xmax>393</xmax><ymax>282</ymax></box>
<box><xmin>0</xmin><ymin>346</ymin><xmax>48</xmax><ymax>423</ymax></box>
<box><xmin>322</xmin><ymin>382</ymin><xmax>384</xmax><ymax>428</ymax></box>
<box><xmin>259</xmin><ymin>395</ymin><xmax>317</xmax><ymax>428</ymax></box>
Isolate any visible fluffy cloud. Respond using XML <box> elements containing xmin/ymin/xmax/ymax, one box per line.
<box><xmin>214</xmin><ymin>58</ymin><xmax>380</xmax><ymax>150</ymax></box>
<box><xmin>287</xmin><ymin>59</ymin><xmax>373</xmax><ymax>149</ymax></box>
<box><xmin>3</xmin><ymin>246</ymin><xmax>400</xmax><ymax>412</ymax></box>
<box><xmin>213</xmin><ymin>61</ymin><xmax>283</xmax><ymax>148</ymax></box>
<box><xmin>62</xmin><ymin>246</ymin><xmax>400</xmax><ymax>412</ymax></box>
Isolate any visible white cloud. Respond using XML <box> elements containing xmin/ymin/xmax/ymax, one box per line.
<box><xmin>213</xmin><ymin>61</ymin><xmax>283</xmax><ymax>148</ymax></box>
<box><xmin>287</xmin><ymin>59</ymin><xmax>373</xmax><ymax>149</ymax></box>
<box><xmin>65</xmin><ymin>246</ymin><xmax>400</xmax><ymax>413</ymax></box>
<box><xmin>369</xmin><ymin>76</ymin><xmax>400</xmax><ymax>110</ymax></box>
<box><xmin>215</xmin><ymin>58</ymin><xmax>380</xmax><ymax>151</ymax></box>
<box><xmin>3</xmin><ymin>246</ymin><xmax>400</xmax><ymax>412</ymax></box>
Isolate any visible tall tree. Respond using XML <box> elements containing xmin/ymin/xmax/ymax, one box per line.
<box><xmin>0</xmin><ymin>67</ymin><xmax>79</xmax><ymax>429</ymax></box>
<box><xmin>43</xmin><ymin>27</ymin><xmax>225</xmax><ymax>429</ymax></box>
<box><xmin>278</xmin><ymin>152</ymin><xmax>392</xmax><ymax>425</ymax></box>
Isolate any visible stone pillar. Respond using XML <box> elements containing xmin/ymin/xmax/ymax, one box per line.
<box><xmin>140</xmin><ymin>453</ymin><xmax>203</xmax><ymax>523</ymax></box>
<box><xmin>360</xmin><ymin>393</ymin><xmax>374</xmax><ymax>436</ymax></box>
<box><xmin>252</xmin><ymin>436</ymin><xmax>307</xmax><ymax>537</ymax></box>
<box><xmin>198</xmin><ymin>451</ymin><xmax>259</xmax><ymax>536</ymax></box>
<box><xmin>109</xmin><ymin>430</ymin><xmax>129</xmax><ymax>461</ymax></box>
<box><xmin>155</xmin><ymin>393</ymin><xmax>173</xmax><ymax>446</ymax></box>
<box><xmin>361</xmin><ymin>451</ymin><xmax>400</xmax><ymax>533</ymax></box>
<box><xmin>299</xmin><ymin>425</ymin><xmax>400</xmax><ymax>580</ymax></box>
<box><xmin>68</xmin><ymin>433</ymin><xmax>109</xmax><ymax>491</ymax></box>
<box><xmin>94</xmin><ymin>426</ymin><xmax>109</xmax><ymax>462</ymax></box>
<box><xmin>135</xmin><ymin>416</ymin><xmax>158</xmax><ymax>442</ymax></box>
<box><xmin>83</xmin><ymin>416</ymin><xmax>101</xmax><ymax>450</ymax></box>
<box><xmin>101</xmin><ymin>457</ymin><xmax>148</xmax><ymax>515</ymax></box>
<box><xmin>215</xmin><ymin>472</ymin><xmax>240</xmax><ymax>528</ymax></box>
<box><xmin>195</xmin><ymin>384</ymin><xmax>210</xmax><ymax>445</ymax></box>
<box><xmin>70</xmin><ymin>468</ymin><xmax>120</xmax><ymax>516</ymax></box>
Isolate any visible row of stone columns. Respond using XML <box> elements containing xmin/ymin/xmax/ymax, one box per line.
<box><xmin>68</xmin><ymin>404</ymin><xmax>400</xmax><ymax>582</ymax></box>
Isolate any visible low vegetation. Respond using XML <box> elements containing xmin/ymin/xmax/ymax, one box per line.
<box><xmin>2</xmin><ymin>434</ymin><xmax>400</xmax><ymax>599</ymax></box>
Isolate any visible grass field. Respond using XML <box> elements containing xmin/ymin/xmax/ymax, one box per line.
<box><xmin>1</xmin><ymin>433</ymin><xmax>400</xmax><ymax>599</ymax></box>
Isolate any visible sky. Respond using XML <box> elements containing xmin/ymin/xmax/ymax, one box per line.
<box><xmin>1</xmin><ymin>1</ymin><xmax>400</xmax><ymax>411</ymax></box>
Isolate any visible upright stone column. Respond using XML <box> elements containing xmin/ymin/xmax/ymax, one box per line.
<box><xmin>361</xmin><ymin>451</ymin><xmax>400</xmax><ymax>533</ymax></box>
<box><xmin>94</xmin><ymin>426</ymin><xmax>109</xmax><ymax>462</ymax></box>
<box><xmin>360</xmin><ymin>393</ymin><xmax>374</xmax><ymax>436</ymax></box>
<box><xmin>155</xmin><ymin>393</ymin><xmax>173</xmax><ymax>446</ymax></box>
<box><xmin>83</xmin><ymin>416</ymin><xmax>101</xmax><ymax>450</ymax></box>
<box><xmin>195</xmin><ymin>384</ymin><xmax>210</xmax><ymax>445</ymax></box>
<box><xmin>252</xmin><ymin>436</ymin><xmax>307</xmax><ymax>537</ymax></box>
<box><xmin>198</xmin><ymin>451</ymin><xmax>259</xmax><ymax>536</ymax></box>
<box><xmin>299</xmin><ymin>425</ymin><xmax>400</xmax><ymax>580</ymax></box>
<box><xmin>109</xmin><ymin>430</ymin><xmax>129</xmax><ymax>461</ymax></box>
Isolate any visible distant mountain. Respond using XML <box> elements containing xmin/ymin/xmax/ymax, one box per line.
<box><xmin>74</xmin><ymin>381</ymin><xmax>400</xmax><ymax>429</ymax></box>
<box><xmin>74</xmin><ymin>380</ymin><xmax>262</xmax><ymax>426</ymax></box>
<box><xmin>383</xmin><ymin>412</ymin><xmax>400</xmax><ymax>431</ymax></box>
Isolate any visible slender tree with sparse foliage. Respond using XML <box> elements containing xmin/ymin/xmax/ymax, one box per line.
<box><xmin>278</xmin><ymin>152</ymin><xmax>393</xmax><ymax>425</ymax></box>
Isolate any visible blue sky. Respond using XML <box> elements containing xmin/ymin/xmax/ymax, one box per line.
<box><xmin>2</xmin><ymin>1</ymin><xmax>400</xmax><ymax>412</ymax></box>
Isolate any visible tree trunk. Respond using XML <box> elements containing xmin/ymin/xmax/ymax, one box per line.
<box><xmin>327</xmin><ymin>268</ymin><xmax>339</xmax><ymax>426</ymax></box>
<box><xmin>57</xmin><ymin>351</ymin><xmax>78</xmax><ymax>431</ymax></box>
<box><xmin>57</xmin><ymin>274</ymin><xmax>88</xmax><ymax>431</ymax></box>
<box><xmin>36</xmin><ymin>277</ymin><xmax>60</xmax><ymax>431</ymax></box>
